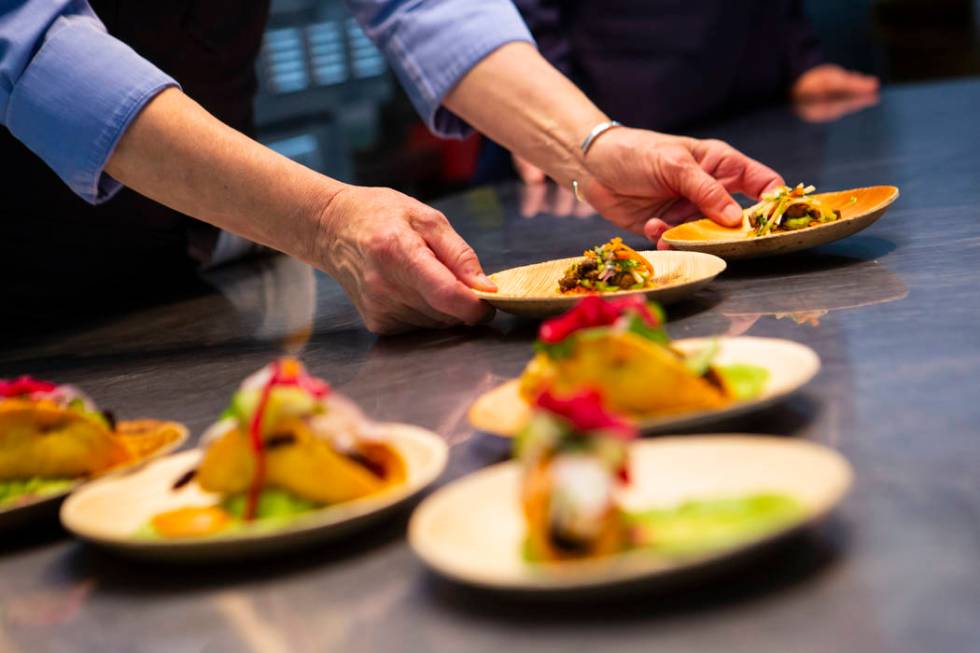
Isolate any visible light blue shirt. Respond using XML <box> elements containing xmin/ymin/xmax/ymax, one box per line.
<box><xmin>0</xmin><ymin>0</ymin><xmax>533</xmax><ymax>205</ymax></box>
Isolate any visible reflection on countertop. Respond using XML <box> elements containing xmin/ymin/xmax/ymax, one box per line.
<box><xmin>1</xmin><ymin>79</ymin><xmax>980</xmax><ymax>653</ymax></box>
<box><xmin>714</xmin><ymin>238</ymin><xmax>909</xmax><ymax>334</ymax></box>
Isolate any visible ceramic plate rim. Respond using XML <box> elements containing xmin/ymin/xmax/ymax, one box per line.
<box><xmin>468</xmin><ymin>336</ymin><xmax>821</xmax><ymax>438</ymax></box>
<box><xmin>408</xmin><ymin>434</ymin><xmax>853</xmax><ymax>592</ymax></box>
<box><xmin>60</xmin><ymin>422</ymin><xmax>448</xmax><ymax>552</ymax></box>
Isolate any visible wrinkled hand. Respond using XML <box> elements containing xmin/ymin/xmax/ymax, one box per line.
<box><xmin>792</xmin><ymin>64</ymin><xmax>879</xmax><ymax>102</ymax></box>
<box><xmin>580</xmin><ymin>129</ymin><xmax>784</xmax><ymax>247</ymax></box>
<box><xmin>312</xmin><ymin>185</ymin><xmax>495</xmax><ymax>334</ymax></box>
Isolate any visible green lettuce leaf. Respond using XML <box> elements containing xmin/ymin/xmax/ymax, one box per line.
<box><xmin>0</xmin><ymin>477</ymin><xmax>77</xmax><ymax>507</ymax></box>
<box><xmin>222</xmin><ymin>488</ymin><xmax>321</xmax><ymax>521</ymax></box>
<box><xmin>627</xmin><ymin>493</ymin><xmax>803</xmax><ymax>556</ymax></box>
<box><xmin>683</xmin><ymin>339</ymin><xmax>720</xmax><ymax>376</ymax></box>
<box><xmin>716</xmin><ymin>364</ymin><xmax>769</xmax><ymax>400</ymax></box>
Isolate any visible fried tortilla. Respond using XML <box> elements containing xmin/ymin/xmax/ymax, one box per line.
<box><xmin>197</xmin><ymin>417</ymin><xmax>406</xmax><ymax>505</ymax></box>
<box><xmin>521</xmin><ymin>456</ymin><xmax>629</xmax><ymax>562</ymax></box>
<box><xmin>0</xmin><ymin>399</ymin><xmax>129</xmax><ymax>480</ymax></box>
<box><xmin>519</xmin><ymin>330</ymin><xmax>729</xmax><ymax>418</ymax></box>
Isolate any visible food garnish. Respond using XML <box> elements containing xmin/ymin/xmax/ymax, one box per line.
<box><xmin>746</xmin><ymin>183</ymin><xmax>852</xmax><ymax>237</ymax></box>
<box><xmin>516</xmin><ymin>390</ymin><xmax>635</xmax><ymax>562</ymax></box>
<box><xmin>520</xmin><ymin>296</ymin><xmax>768</xmax><ymax>419</ymax></box>
<box><xmin>0</xmin><ymin>376</ymin><xmax>183</xmax><ymax>508</ymax></box>
<box><xmin>144</xmin><ymin>358</ymin><xmax>406</xmax><ymax>539</ymax></box>
<box><xmin>558</xmin><ymin>237</ymin><xmax>655</xmax><ymax>294</ymax></box>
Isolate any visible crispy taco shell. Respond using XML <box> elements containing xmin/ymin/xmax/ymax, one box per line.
<box><xmin>521</xmin><ymin>457</ymin><xmax>628</xmax><ymax>562</ymax></box>
<box><xmin>113</xmin><ymin>419</ymin><xmax>187</xmax><ymax>460</ymax></box>
<box><xmin>0</xmin><ymin>399</ymin><xmax>129</xmax><ymax>479</ymax></box>
<box><xmin>196</xmin><ymin>418</ymin><xmax>406</xmax><ymax>504</ymax></box>
<box><xmin>520</xmin><ymin>331</ymin><xmax>729</xmax><ymax>417</ymax></box>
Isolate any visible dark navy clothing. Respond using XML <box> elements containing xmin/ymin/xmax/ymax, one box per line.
<box><xmin>519</xmin><ymin>0</ymin><xmax>824</xmax><ymax>131</ymax></box>
<box><xmin>0</xmin><ymin>0</ymin><xmax>269</xmax><ymax>306</ymax></box>
<box><xmin>476</xmin><ymin>1</ymin><xmax>825</xmax><ymax>183</ymax></box>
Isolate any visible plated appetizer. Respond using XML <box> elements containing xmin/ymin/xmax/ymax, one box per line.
<box><xmin>0</xmin><ymin>376</ymin><xmax>185</xmax><ymax>512</ymax></box>
<box><xmin>474</xmin><ymin>250</ymin><xmax>726</xmax><ymax>319</ymax></box>
<box><xmin>516</xmin><ymin>392</ymin><xmax>805</xmax><ymax>565</ymax></box>
<box><xmin>469</xmin><ymin>296</ymin><xmax>820</xmax><ymax>437</ymax></box>
<box><xmin>661</xmin><ymin>185</ymin><xmax>899</xmax><ymax>260</ymax></box>
<box><xmin>144</xmin><ymin>358</ymin><xmax>408</xmax><ymax>539</ymax></box>
<box><xmin>746</xmin><ymin>183</ymin><xmax>851</xmax><ymax>237</ymax></box>
<box><xmin>520</xmin><ymin>296</ymin><xmax>768</xmax><ymax>419</ymax></box>
<box><xmin>411</xmin><ymin>421</ymin><xmax>853</xmax><ymax>592</ymax></box>
<box><xmin>61</xmin><ymin>359</ymin><xmax>447</xmax><ymax>559</ymax></box>
<box><xmin>558</xmin><ymin>237</ymin><xmax>656</xmax><ymax>294</ymax></box>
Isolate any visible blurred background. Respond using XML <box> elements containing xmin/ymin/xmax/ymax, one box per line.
<box><xmin>255</xmin><ymin>0</ymin><xmax>980</xmax><ymax>201</ymax></box>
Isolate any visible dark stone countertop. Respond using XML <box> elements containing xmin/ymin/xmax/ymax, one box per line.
<box><xmin>1</xmin><ymin>78</ymin><xmax>978</xmax><ymax>653</ymax></box>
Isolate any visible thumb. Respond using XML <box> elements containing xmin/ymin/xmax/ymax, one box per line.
<box><xmin>674</xmin><ymin>165</ymin><xmax>743</xmax><ymax>227</ymax></box>
<box><xmin>643</xmin><ymin>218</ymin><xmax>675</xmax><ymax>250</ymax></box>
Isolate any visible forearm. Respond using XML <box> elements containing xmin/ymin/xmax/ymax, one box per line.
<box><xmin>105</xmin><ymin>88</ymin><xmax>343</xmax><ymax>262</ymax></box>
<box><xmin>443</xmin><ymin>42</ymin><xmax>605</xmax><ymax>188</ymax></box>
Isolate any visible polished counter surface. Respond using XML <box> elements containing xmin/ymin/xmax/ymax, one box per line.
<box><xmin>1</xmin><ymin>79</ymin><xmax>979</xmax><ymax>653</ymax></box>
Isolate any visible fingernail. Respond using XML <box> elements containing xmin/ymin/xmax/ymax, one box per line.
<box><xmin>478</xmin><ymin>274</ymin><xmax>497</xmax><ymax>292</ymax></box>
<box><xmin>722</xmin><ymin>204</ymin><xmax>743</xmax><ymax>225</ymax></box>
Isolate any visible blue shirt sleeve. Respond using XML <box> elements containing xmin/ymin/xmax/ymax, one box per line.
<box><xmin>345</xmin><ymin>0</ymin><xmax>535</xmax><ymax>139</ymax></box>
<box><xmin>0</xmin><ymin>1</ymin><xmax>178</xmax><ymax>204</ymax></box>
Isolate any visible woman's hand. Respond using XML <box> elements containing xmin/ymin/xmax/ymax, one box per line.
<box><xmin>792</xmin><ymin>63</ymin><xmax>879</xmax><ymax>102</ymax></box>
<box><xmin>512</xmin><ymin>152</ymin><xmax>547</xmax><ymax>185</ymax></box>
<box><xmin>580</xmin><ymin>129</ymin><xmax>784</xmax><ymax>247</ymax></box>
<box><xmin>312</xmin><ymin>185</ymin><xmax>496</xmax><ymax>334</ymax></box>
<box><xmin>791</xmin><ymin>64</ymin><xmax>881</xmax><ymax>123</ymax></box>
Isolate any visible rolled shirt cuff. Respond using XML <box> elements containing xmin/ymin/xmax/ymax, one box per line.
<box><xmin>6</xmin><ymin>15</ymin><xmax>178</xmax><ymax>204</ymax></box>
<box><xmin>378</xmin><ymin>1</ymin><xmax>535</xmax><ymax>139</ymax></box>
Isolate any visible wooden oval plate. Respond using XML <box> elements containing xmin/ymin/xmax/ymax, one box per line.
<box><xmin>0</xmin><ymin>420</ymin><xmax>188</xmax><ymax>532</ymax></box>
<box><xmin>468</xmin><ymin>337</ymin><xmax>819</xmax><ymax>438</ymax></box>
<box><xmin>410</xmin><ymin>435</ymin><xmax>852</xmax><ymax>594</ymax></box>
<box><xmin>60</xmin><ymin>423</ymin><xmax>447</xmax><ymax>561</ymax></box>
<box><xmin>661</xmin><ymin>186</ymin><xmax>899</xmax><ymax>260</ymax></box>
<box><xmin>474</xmin><ymin>251</ymin><xmax>726</xmax><ymax>318</ymax></box>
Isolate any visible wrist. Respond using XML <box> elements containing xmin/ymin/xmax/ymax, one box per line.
<box><xmin>580</xmin><ymin>121</ymin><xmax>623</xmax><ymax>157</ymax></box>
<box><xmin>303</xmin><ymin>178</ymin><xmax>352</xmax><ymax>267</ymax></box>
<box><xmin>573</xmin><ymin>121</ymin><xmax>636</xmax><ymax>199</ymax></box>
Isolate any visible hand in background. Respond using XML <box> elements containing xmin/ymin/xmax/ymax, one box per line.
<box><xmin>518</xmin><ymin>182</ymin><xmax>594</xmax><ymax>219</ymax></box>
<box><xmin>314</xmin><ymin>186</ymin><xmax>495</xmax><ymax>334</ymax></box>
<box><xmin>792</xmin><ymin>64</ymin><xmax>879</xmax><ymax>102</ymax></box>
<box><xmin>792</xmin><ymin>64</ymin><xmax>880</xmax><ymax>123</ymax></box>
<box><xmin>511</xmin><ymin>153</ymin><xmax>593</xmax><ymax>218</ymax></box>
<box><xmin>580</xmin><ymin>129</ymin><xmax>784</xmax><ymax>248</ymax></box>
<box><xmin>512</xmin><ymin>153</ymin><xmax>547</xmax><ymax>185</ymax></box>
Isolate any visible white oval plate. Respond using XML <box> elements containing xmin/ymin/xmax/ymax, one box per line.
<box><xmin>0</xmin><ymin>422</ymin><xmax>188</xmax><ymax>532</ymax></box>
<box><xmin>409</xmin><ymin>435</ymin><xmax>852</xmax><ymax>593</ymax></box>
<box><xmin>474</xmin><ymin>251</ymin><xmax>726</xmax><ymax>318</ymax></box>
<box><xmin>61</xmin><ymin>423</ymin><xmax>448</xmax><ymax>561</ymax></box>
<box><xmin>468</xmin><ymin>337</ymin><xmax>820</xmax><ymax>437</ymax></box>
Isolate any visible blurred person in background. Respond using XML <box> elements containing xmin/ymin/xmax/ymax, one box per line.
<box><xmin>481</xmin><ymin>0</ymin><xmax>880</xmax><ymax>185</ymax></box>
<box><xmin>1</xmin><ymin>1</ymin><xmax>783</xmax><ymax>334</ymax></box>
